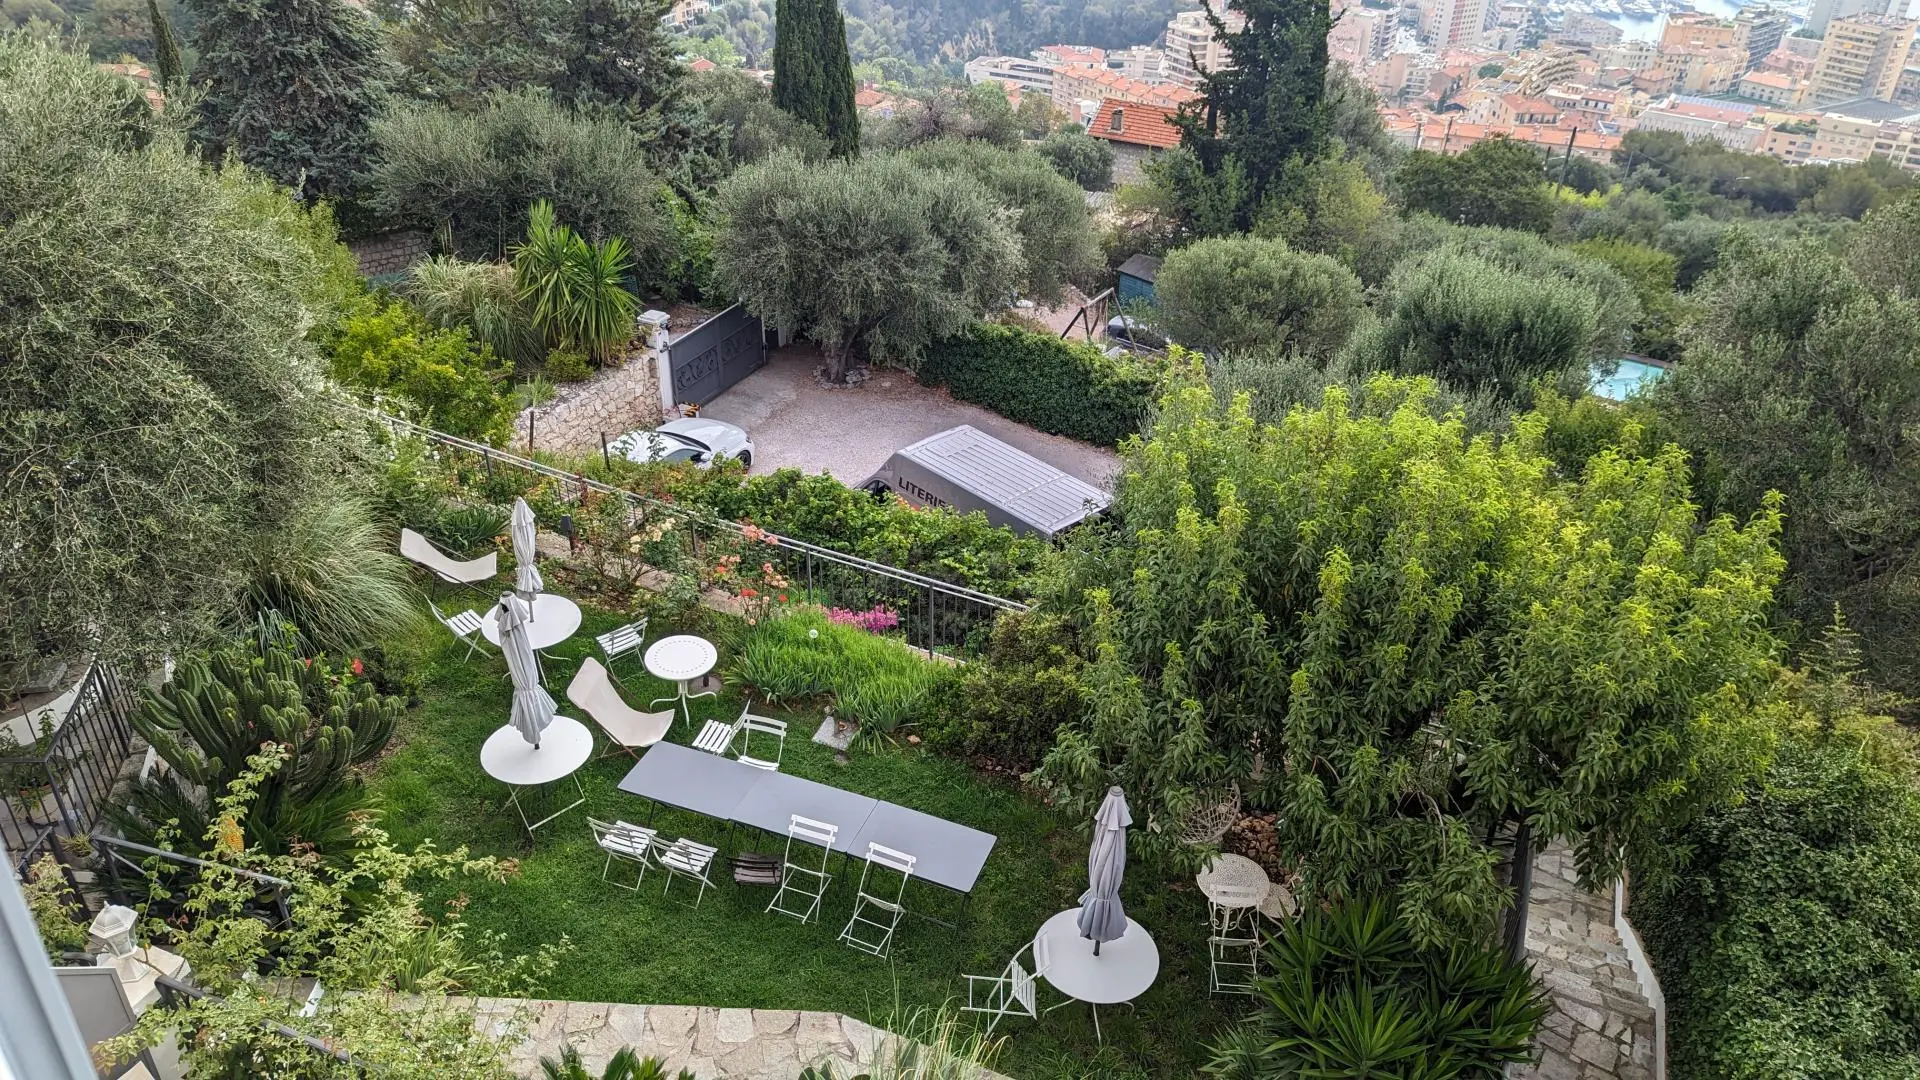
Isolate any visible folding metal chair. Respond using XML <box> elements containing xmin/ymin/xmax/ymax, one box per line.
<box><xmin>1209</xmin><ymin>933</ymin><xmax>1261</xmax><ymax>995</ymax></box>
<box><xmin>735</xmin><ymin>714</ymin><xmax>788</xmax><ymax>771</ymax></box>
<box><xmin>767</xmin><ymin>815</ymin><xmax>838</xmax><ymax>924</ymax></box>
<box><xmin>427</xmin><ymin>598</ymin><xmax>491</xmax><ymax>660</ymax></box>
<box><xmin>588</xmin><ymin>817</ymin><xmax>658</xmax><ymax>891</ymax></box>
<box><xmin>963</xmin><ymin>939</ymin><xmax>1046</xmax><ymax>1037</ymax></box>
<box><xmin>595</xmin><ymin>618</ymin><xmax>650</xmax><ymax>681</ymax></box>
<box><xmin>840</xmin><ymin>843</ymin><xmax>916</xmax><ymax>957</ymax></box>
<box><xmin>657</xmin><ymin>837</ymin><xmax>720</xmax><ymax>907</ymax></box>
<box><xmin>693</xmin><ymin>704</ymin><xmax>747</xmax><ymax>756</ymax></box>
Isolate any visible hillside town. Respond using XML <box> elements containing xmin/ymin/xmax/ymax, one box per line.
<box><xmin>964</xmin><ymin>0</ymin><xmax>1920</xmax><ymax>175</ymax></box>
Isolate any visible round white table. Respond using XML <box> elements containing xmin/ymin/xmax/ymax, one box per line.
<box><xmin>1197</xmin><ymin>853</ymin><xmax>1271</xmax><ymax>932</ymax></box>
<box><xmin>1033</xmin><ymin>907</ymin><xmax>1159</xmax><ymax>1042</ymax></box>
<box><xmin>644</xmin><ymin>635</ymin><xmax>719</xmax><ymax>725</ymax></box>
<box><xmin>481</xmin><ymin>592</ymin><xmax>582</xmax><ymax>650</ymax></box>
<box><xmin>480</xmin><ymin>715</ymin><xmax>593</xmax><ymax>840</ymax></box>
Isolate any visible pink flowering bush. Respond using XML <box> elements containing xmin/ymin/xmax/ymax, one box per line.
<box><xmin>827</xmin><ymin>606</ymin><xmax>900</xmax><ymax>634</ymax></box>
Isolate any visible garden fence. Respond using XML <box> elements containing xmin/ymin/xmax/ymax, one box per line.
<box><xmin>91</xmin><ymin>833</ymin><xmax>296</xmax><ymax>932</ymax></box>
<box><xmin>366</xmin><ymin>410</ymin><xmax>1031</xmax><ymax>655</ymax></box>
<box><xmin>3</xmin><ymin>662</ymin><xmax>136</xmax><ymax>876</ymax></box>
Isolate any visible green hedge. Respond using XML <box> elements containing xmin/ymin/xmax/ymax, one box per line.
<box><xmin>915</xmin><ymin>322</ymin><xmax>1168</xmax><ymax>446</ymax></box>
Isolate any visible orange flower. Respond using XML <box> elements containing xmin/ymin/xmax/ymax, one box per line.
<box><xmin>350</xmin><ymin>658</ymin><xmax>364</xmax><ymax>676</ymax></box>
<box><xmin>740</xmin><ymin>587</ymin><xmax>758</xmax><ymax>599</ymax></box>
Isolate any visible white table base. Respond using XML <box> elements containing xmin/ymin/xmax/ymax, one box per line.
<box><xmin>1033</xmin><ymin>907</ymin><xmax>1159</xmax><ymax>1043</ymax></box>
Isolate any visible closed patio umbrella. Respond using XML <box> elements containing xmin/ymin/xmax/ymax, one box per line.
<box><xmin>1078</xmin><ymin>785</ymin><xmax>1132</xmax><ymax>955</ymax></box>
<box><xmin>497</xmin><ymin>593</ymin><xmax>556</xmax><ymax>748</ymax></box>
<box><xmin>511</xmin><ymin>497</ymin><xmax>543</xmax><ymax>603</ymax></box>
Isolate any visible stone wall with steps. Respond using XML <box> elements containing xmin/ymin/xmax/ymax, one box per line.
<box><xmin>1509</xmin><ymin>846</ymin><xmax>1661</xmax><ymax>1080</ymax></box>
<box><xmin>460</xmin><ymin>997</ymin><xmax>1008</xmax><ymax>1079</ymax></box>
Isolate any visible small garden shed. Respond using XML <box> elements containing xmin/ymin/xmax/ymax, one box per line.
<box><xmin>1117</xmin><ymin>253</ymin><xmax>1161</xmax><ymax>306</ymax></box>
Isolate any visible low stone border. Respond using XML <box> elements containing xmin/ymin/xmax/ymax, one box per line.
<box><xmin>460</xmin><ymin>997</ymin><xmax>1009</xmax><ymax>1079</ymax></box>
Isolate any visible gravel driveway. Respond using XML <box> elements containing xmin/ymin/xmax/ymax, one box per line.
<box><xmin>698</xmin><ymin>347</ymin><xmax>1122</xmax><ymax>489</ymax></box>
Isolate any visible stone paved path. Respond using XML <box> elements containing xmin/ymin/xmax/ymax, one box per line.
<box><xmin>461</xmin><ymin>997</ymin><xmax>1010</xmax><ymax>1079</ymax></box>
<box><xmin>1508</xmin><ymin>846</ymin><xmax>1660</xmax><ymax>1080</ymax></box>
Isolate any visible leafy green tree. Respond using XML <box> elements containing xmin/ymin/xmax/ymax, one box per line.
<box><xmin>1154</xmin><ymin>234</ymin><xmax>1364</xmax><ymax>357</ymax></box>
<box><xmin>146</xmin><ymin>0</ymin><xmax>181</xmax><ymax>81</ymax></box>
<box><xmin>0</xmin><ymin>35</ymin><xmax>371</xmax><ymax>674</ymax></box>
<box><xmin>772</xmin><ymin>0</ymin><xmax>858</xmax><ymax>155</ymax></box>
<box><xmin>369</xmin><ymin>90</ymin><xmax>676</xmax><ymax>262</ymax></box>
<box><xmin>868</xmin><ymin>81</ymin><xmax>1022</xmax><ymax>151</ymax></box>
<box><xmin>1206</xmin><ymin>897</ymin><xmax>1548</xmax><ymax>1077</ymax></box>
<box><xmin>1173</xmin><ymin>0</ymin><xmax>1330</xmax><ymax>226</ymax></box>
<box><xmin>1570</xmin><ymin>237</ymin><xmax>1683</xmax><ymax>359</ymax></box>
<box><xmin>1635</xmin><ymin>626</ymin><xmax>1920</xmax><ymax>1080</ymax></box>
<box><xmin>1038</xmin><ymin>378</ymin><xmax>1784</xmax><ymax>944</ymax></box>
<box><xmin>1651</xmin><ymin>231</ymin><xmax>1920</xmax><ymax>698</ymax></box>
<box><xmin>1427</xmin><ymin>225</ymin><xmax>1641</xmax><ymax>359</ymax></box>
<box><xmin>1253</xmin><ymin>152</ymin><xmax>1387</xmax><ymax>269</ymax></box>
<box><xmin>187</xmin><ymin>0</ymin><xmax>389</xmax><ymax>206</ymax></box>
<box><xmin>713</xmin><ymin>152</ymin><xmax>1022</xmax><ymax>381</ymax></box>
<box><xmin>1397</xmin><ymin>136</ymin><xmax>1553</xmax><ymax>233</ymax></box>
<box><xmin>1368</xmin><ymin>250</ymin><xmax>1600</xmax><ymax>402</ymax></box>
<box><xmin>1036</xmin><ymin>127</ymin><xmax>1114</xmax><ymax>191</ymax></box>
<box><xmin>903</xmin><ymin>139</ymin><xmax>1099</xmax><ymax>302</ymax></box>
<box><xmin>383</xmin><ymin>0</ymin><xmax>684</xmax><ymax>121</ymax></box>
<box><xmin>1846</xmin><ymin>192</ymin><xmax>1920</xmax><ymax>298</ymax></box>
<box><xmin>685</xmin><ymin>65</ymin><xmax>829</xmax><ymax>174</ymax></box>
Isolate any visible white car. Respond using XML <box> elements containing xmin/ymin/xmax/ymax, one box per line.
<box><xmin>607</xmin><ymin>417</ymin><xmax>754</xmax><ymax>468</ymax></box>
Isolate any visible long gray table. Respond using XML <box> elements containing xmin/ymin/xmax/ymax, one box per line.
<box><xmin>730</xmin><ymin>771</ymin><xmax>879</xmax><ymax>854</ymax></box>
<box><xmin>616</xmin><ymin>742</ymin><xmax>767</xmax><ymax>820</ymax></box>
<box><xmin>850</xmin><ymin>802</ymin><xmax>997</xmax><ymax>894</ymax></box>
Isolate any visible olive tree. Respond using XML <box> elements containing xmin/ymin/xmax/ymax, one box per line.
<box><xmin>903</xmin><ymin>138</ymin><xmax>1099</xmax><ymax>303</ymax></box>
<box><xmin>1153</xmin><ymin>234</ymin><xmax>1365</xmax><ymax>357</ymax></box>
<box><xmin>712</xmin><ymin>152</ymin><xmax>1023</xmax><ymax>382</ymax></box>
<box><xmin>0</xmin><ymin>37</ymin><xmax>375</xmax><ymax>675</ymax></box>
<box><xmin>1039</xmin><ymin>376</ymin><xmax>1785</xmax><ymax>945</ymax></box>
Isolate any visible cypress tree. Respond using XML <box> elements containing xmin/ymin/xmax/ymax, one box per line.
<box><xmin>772</xmin><ymin>0</ymin><xmax>859</xmax><ymax>156</ymax></box>
<box><xmin>189</xmin><ymin>0</ymin><xmax>389</xmax><ymax>206</ymax></box>
<box><xmin>148</xmin><ymin>0</ymin><xmax>184</xmax><ymax>86</ymax></box>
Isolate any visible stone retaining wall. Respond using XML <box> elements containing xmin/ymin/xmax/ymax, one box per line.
<box><xmin>516</xmin><ymin>352</ymin><xmax>666</xmax><ymax>454</ymax></box>
<box><xmin>347</xmin><ymin>230</ymin><xmax>430</xmax><ymax>279</ymax></box>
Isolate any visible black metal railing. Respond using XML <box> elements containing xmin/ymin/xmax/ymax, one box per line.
<box><xmin>155</xmin><ymin>975</ymin><xmax>369</xmax><ymax>1074</ymax></box>
<box><xmin>92</xmin><ymin>834</ymin><xmax>295</xmax><ymax>932</ymax></box>
<box><xmin>367</xmin><ymin>409</ymin><xmax>1030</xmax><ymax>654</ymax></box>
<box><xmin>2</xmin><ymin>662</ymin><xmax>136</xmax><ymax>865</ymax></box>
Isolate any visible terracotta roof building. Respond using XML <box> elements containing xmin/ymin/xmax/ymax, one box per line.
<box><xmin>1052</xmin><ymin>66</ymin><xmax>1197</xmax><ymax>115</ymax></box>
<box><xmin>1087</xmin><ymin>98</ymin><xmax>1184</xmax><ymax>183</ymax></box>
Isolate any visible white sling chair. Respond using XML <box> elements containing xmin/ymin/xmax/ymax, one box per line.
<box><xmin>567</xmin><ymin>658</ymin><xmax>674</xmax><ymax>760</ymax></box>
<box><xmin>399</xmin><ymin>528</ymin><xmax>499</xmax><ymax>591</ymax></box>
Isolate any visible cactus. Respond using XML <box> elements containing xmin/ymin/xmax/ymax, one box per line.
<box><xmin>118</xmin><ymin>637</ymin><xmax>403</xmax><ymax>858</ymax></box>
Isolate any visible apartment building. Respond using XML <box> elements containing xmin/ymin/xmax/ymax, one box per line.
<box><xmin>1331</xmin><ymin>6</ymin><xmax>1397</xmax><ymax>64</ymax></box>
<box><xmin>1805</xmin><ymin>0</ymin><xmax>1901</xmax><ymax>38</ymax></box>
<box><xmin>1431</xmin><ymin>0</ymin><xmax>1490</xmax><ymax>50</ymax></box>
<box><xmin>1660</xmin><ymin>12</ymin><xmax>1743</xmax><ymax>52</ymax></box>
<box><xmin>1596</xmin><ymin>40</ymin><xmax>1659</xmax><ymax>75</ymax></box>
<box><xmin>963</xmin><ymin>56</ymin><xmax>1057</xmax><ymax>96</ymax></box>
<box><xmin>1633</xmin><ymin>96</ymin><xmax>1766</xmax><ymax>149</ymax></box>
<box><xmin>1653</xmin><ymin>44</ymin><xmax>1746</xmax><ymax>95</ymax></box>
<box><xmin>1032</xmin><ymin>44</ymin><xmax>1106</xmax><ymax>69</ymax></box>
<box><xmin>1105</xmin><ymin>45</ymin><xmax>1170</xmax><ymax>83</ymax></box>
<box><xmin>1164</xmin><ymin>8</ymin><xmax>1246</xmax><ymax>88</ymax></box>
<box><xmin>1051</xmin><ymin>66</ymin><xmax>1198</xmax><ymax>116</ymax></box>
<box><xmin>1809</xmin><ymin>13</ymin><xmax>1917</xmax><ymax>104</ymax></box>
<box><xmin>1738</xmin><ymin>70</ymin><xmax>1808</xmax><ymax>106</ymax></box>
<box><xmin>1736</xmin><ymin>7</ymin><xmax>1792</xmax><ymax>68</ymax></box>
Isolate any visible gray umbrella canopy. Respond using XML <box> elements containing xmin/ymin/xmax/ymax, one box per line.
<box><xmin>1077</xmin><ymin>786</ymin><xmax>1132</xmax><ymax>954</ymax></box>
<box><xmin>497</xmin><ymin>593</ymin><xmax>556</xmax><ymax>747</ymax></box>
<box><xmin>511</xmin><ymin>497</ymin><xmax>543</xmax><ymax>600</ymax></box>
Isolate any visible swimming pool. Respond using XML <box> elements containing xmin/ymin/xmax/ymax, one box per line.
<box><xmin>1591</xmin><ymin>358</ymin><xmax>1668</xmax><ymax>402</ymax></box>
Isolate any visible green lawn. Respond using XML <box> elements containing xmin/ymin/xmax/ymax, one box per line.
<box><xmin>366</xmin><ymin>599</ymin><xmax>1235</xmax><ymax>1079</ymax></box>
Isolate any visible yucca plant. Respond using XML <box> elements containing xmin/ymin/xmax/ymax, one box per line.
<box><xmin>1205</xmin><ymin>896</ymin><xmax>1549</xmax><ymax>1080</ymax></box>
<box><xmin>540</xmin><ymin>1045</ymin><xmax>694</xmax><ymax>1080</ymax></box>
<box><xmin>512</xmin><ymin>201</ymin><xmax>640</xmax><ymax>365</ymax></box>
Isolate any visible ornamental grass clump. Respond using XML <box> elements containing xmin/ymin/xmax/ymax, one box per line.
<box><xmin>725</xmin><ymin>609</ymin><xmax>939</xmax><ymax>732</ymax></box>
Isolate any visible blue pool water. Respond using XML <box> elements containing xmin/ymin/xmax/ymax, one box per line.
<box><xmin>1592</xmin><ymin>358</ymin><xmax>1667</xmax><ymax>402</ymax></box>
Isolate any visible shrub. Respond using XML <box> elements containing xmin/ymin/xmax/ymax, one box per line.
<box><xmin>1205</xmin><ymin>897</ymin><xmax>1548</xmax><ymax>1079</ymax></box>
<box><xmin>914</xmin><ymin>609</ymin><xmax>1084</xmax><ymax>768</ymax></box>
<box><xmin>903</xmin><ymin>138</ymin><xmax>1102</xmax><ymax>302</ymax></box>
<box><xmin>406</xmin><ymin>256</ymin><xmax>541</xmax><ymax>367</ymax></box>
<box><xmin>1035</xmin><ymin>128</ymin><xmax>1114</xmax><ymax>191</ymax></box>
<box><xmin>1154</xmin><ymin>234</ymin><xmax>1367</xmax><ymax>358</ymax></box>
<box><xmin>543</xmin><ymin>349</ymin><xmax>593</xmax><ymax>383</ymax></box>
<box><xmin>724</xmin><ymin>610</ymin><xmax>941</xmax><ymax>732</ymax></box>
<box><xmin>512</xmin><ymin>201</ymin><xmax>640</xmax><ymax>364</ymax></box>
<box><xmin>916</xmin><ymin>322</ymin><xmax>1175</xmax><ymax>446</ymax></box>
<box><xmin>329</xmin><ymin>297</ymin><xmax>517</xmax><ymax>442</ymax></box>
<box><xmin>238</xmin><ymin>496</ymin><xmax>418</xmax><ymax>657</ymax></box>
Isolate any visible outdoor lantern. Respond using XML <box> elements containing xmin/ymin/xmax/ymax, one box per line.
<box><xmin>90</xmin><ymin>904</ymin><xmax>149</xmax><ymax>984</ymax></box>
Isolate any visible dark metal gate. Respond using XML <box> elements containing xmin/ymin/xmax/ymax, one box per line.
<box><xmin>667</xmin><ymin>304</ymin><xmax>766</xmax><ymax>408</ymax></box>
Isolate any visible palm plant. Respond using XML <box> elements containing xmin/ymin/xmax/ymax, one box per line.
<box><xmin>1204</xmin><ymin>897</ymin><xmax>1549</xmax><ymax>1080</ymax></box>
<box><xmin>512</xmin><ymin>201</ymin><xmax>640</xmax><ymax>365</ymax></box>
<box><xmin>407</xmin><ymin>256</ymin><xmax>542</xmax><ymax>366</ymax></box>
<box><xmin>539</xmin><ymin>1045</ymin><xmax>694</xmax><ymax>1080</ymax></box>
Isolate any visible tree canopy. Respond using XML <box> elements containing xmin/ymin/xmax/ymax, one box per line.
<box><xmin>902</xmin><ymin>138</ymin><xmax>1099</xmax><ymax>303</ymax></box>
<box><xmin>1153</xmin><ymin>234</ymin><xmax>1364</xmax><ymax>357</ymax></box>
<box><xmin>1396</xmin><ymin>136</ymin><xmax>1553</xmax><ymax>234</ymax></box>
<box><xmin>1037</xmin><ymin>378</ymin><xmax>1784</xmax><ymax>944</ymax></box>
<box><xmin>771</xmin><ymin>0</ymin><xmax>857</xmax><ymax>156</ymax></box>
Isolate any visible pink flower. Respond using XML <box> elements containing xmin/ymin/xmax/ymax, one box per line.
<box><xmin>350</xmin><ymin>658</ymin><xmax>365</xmax><ymax>676</ymax></box>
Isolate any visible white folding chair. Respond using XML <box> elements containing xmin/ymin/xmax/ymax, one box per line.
<box><xmin>567</xmin><ymin>658</ymin><xmax>674</xmax><ymax>759</ymax></box>
<box><xmin>657</xmin><ymin>837</ymin><xmax>720</xmax><ymax>907</ymax></box>
<box><xmin>963</xmin><ymin>939</ymin><xmax>1045</xmax><ymax>1037</ymax></box>
<box><xmin>693</xmin><ymin>703</ymin><xmax>747</xmax><ymax>756</ymax></box>
<box><xmin>428</xmin><ymin>598</ymin><xmax>491</xmax><ymax>660</ymax></box>
<box><xmin>596</xmin><ymin>618</ymin><xmax>650</xmax><ymax>680</ymax></box>
<box><xmin>767</xmin><ymin>815</ymin><xmax>838</xmax><ymax>924</ymax></box>
<box><xmin>840</xmin><ymin>843</ymin><xmax>916</xmax><ymax>958</ymax></box>
<box><xmin>400</xmin><ymin>527</ymin><xmax>499</xmax><ymax>592</ymax></box>
<box><xmin>735</xmin><ymin>714</ymin><xmax>788</xmax><ymax>771</ymax></box>
<box><xmin>588</xmin><ymin>817</ymin><xmax>658</xmax><ymax>891</ymax></box>
<box><xmin>1209</xmin><ymin>933</ymin><xmax>1261</xmax><ymax>995</ymax></box>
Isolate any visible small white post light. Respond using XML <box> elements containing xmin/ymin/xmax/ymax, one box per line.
<box><xmin>89</xmin><ymin>904</ymin><xmax>149</xmax><ymax>984</ymax></box>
